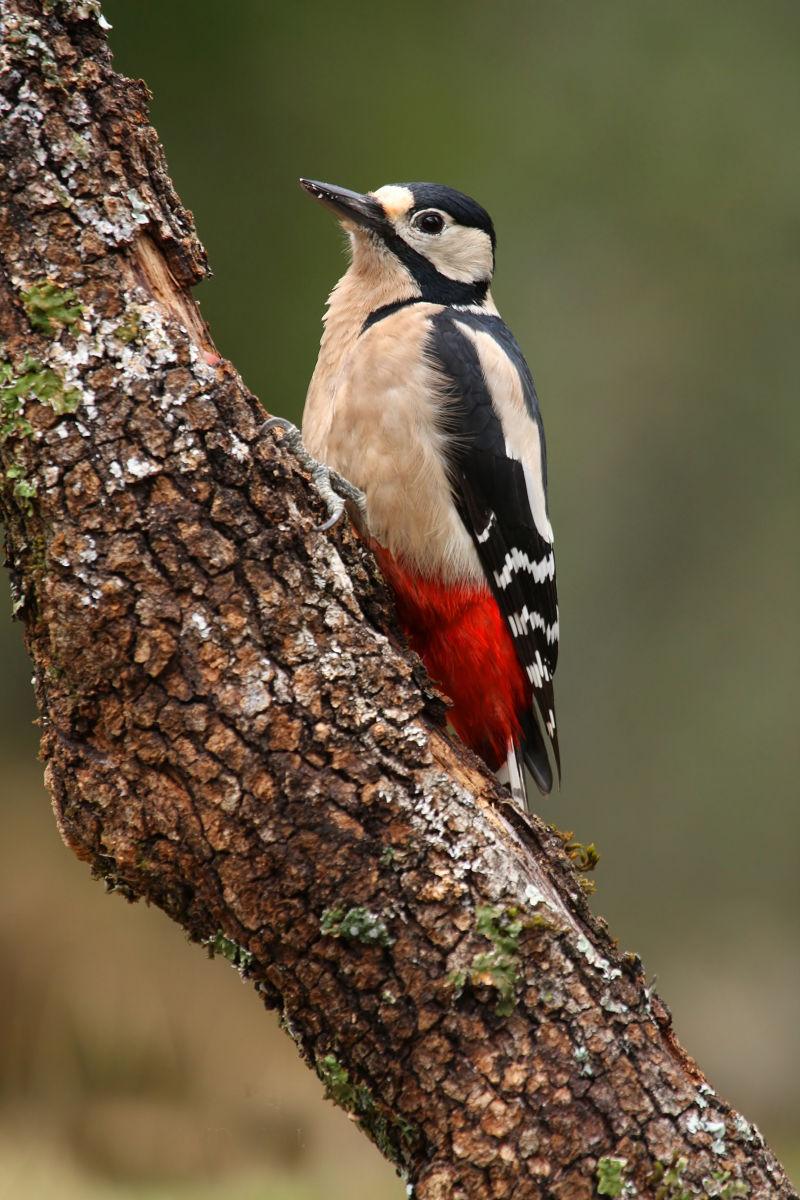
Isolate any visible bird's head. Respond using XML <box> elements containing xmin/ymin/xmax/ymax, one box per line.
<box><xmin>300</xmin><ymin>178</ymin><xmax>496</xmax><ymax>307</ymax></box>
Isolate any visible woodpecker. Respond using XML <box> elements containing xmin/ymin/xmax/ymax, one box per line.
<box><xmin>298</xmin><ymin>178</ymin><xmax>560</xmax><ymax>809</ymax></box>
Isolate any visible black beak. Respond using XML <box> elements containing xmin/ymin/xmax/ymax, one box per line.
<box><xmin>299</xmin><ymin>178</ymin><xmax>386</xmax><ymax>233</ymax></box>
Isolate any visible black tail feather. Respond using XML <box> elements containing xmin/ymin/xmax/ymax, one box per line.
<box><xmin>520</xmin><ymin>710</ymin><xmax>555</xmax><ymax>798</ymax></box>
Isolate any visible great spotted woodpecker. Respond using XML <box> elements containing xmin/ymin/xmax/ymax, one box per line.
<box><xmin>296</xmin><ymin>178</ymin><xmax>560</xmax><ymax>810</ymax></box>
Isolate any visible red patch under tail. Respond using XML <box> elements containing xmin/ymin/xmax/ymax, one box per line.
<box><xmin>371</xmin><ymin>543</ymin><xmax>530</xmax><ymax>770</ymax></box>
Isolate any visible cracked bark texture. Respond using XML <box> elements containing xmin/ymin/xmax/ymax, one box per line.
<box><xmin>0</xmin><ymin>4</ymin><xmax>795</xmax><ymax>1197</ymax></box>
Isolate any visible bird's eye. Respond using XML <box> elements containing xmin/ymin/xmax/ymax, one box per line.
<box><xmin>412</xmin><ymin>210</ymin><xmax>445</xmax><ymax>235</ymax></box>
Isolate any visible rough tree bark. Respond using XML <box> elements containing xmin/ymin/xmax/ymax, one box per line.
<box><xmin>0</xmin><ymin>4</ymin><xmax>795</xmax><ymax>1198</ymax></box>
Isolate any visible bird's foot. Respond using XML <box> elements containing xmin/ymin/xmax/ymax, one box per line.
<box><xmin>261</xmin><ymin>416</ymin><xmax>366</xmax><ymax>531</ymax></box>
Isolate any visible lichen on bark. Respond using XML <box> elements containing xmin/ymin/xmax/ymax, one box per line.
<box><xmin>0</xmin><ymin>2</ymin><xmax>797</xmax><ymax>1197</ymax></box>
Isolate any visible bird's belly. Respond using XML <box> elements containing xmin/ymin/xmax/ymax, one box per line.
<box><xmin>319</xmin><ymin>316</ymin><xmax>483</xmax><ymax>585</ymax></box>
<box><xmin>372</xmin><ymin>543</ymin><xmax>529</xmax><ymax>769</ymax></box>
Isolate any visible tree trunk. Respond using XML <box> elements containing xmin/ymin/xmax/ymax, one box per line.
<box><xmin>0</xmin><ymin>3</ymin><xmax>795</xmax><ymax>1196</ymax></box>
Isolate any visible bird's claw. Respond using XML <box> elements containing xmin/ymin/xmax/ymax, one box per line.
<box><xmin>261</xmin><ymin>416</ymin><xmax>366</xmax><ymax>532</ymax></box>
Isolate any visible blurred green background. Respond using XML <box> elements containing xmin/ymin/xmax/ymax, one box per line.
<box><xmin>2</xmin><ymin>1</ymin><xmax>798</xmax><ymax>1195</ymax></box>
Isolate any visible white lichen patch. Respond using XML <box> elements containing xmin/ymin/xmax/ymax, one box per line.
<box><xmin>399</xmin><ymin>722</ymin><xmax>428</xmax><ymax>750</ymax></box>
<box><xmin>573</xmin><ymin>933</ymin><xmax>622</xmax><ymax>983</ymax></box>
<box><xmin>599</xmin><ymin>989</ymin><xmax>629</xmax><ymax>1016</ymax></box>
<box><xmin>732</xmin><ymin>1112</ymin><xmax>767</xmax><ymax>1153</ymax></box>
<box><xmin>574</xmin><ymin>1044</ymin><xmax>594</xmax><ymax>1077</ymax></box>
<box><xmin>125</xmin><ymin>304</ymin><xmax>179</xmax><ymax>370</ymax></box>
<box><xmin>271</xmin><ymin>665</ymin><xmax>293</xmax><ymax>706</ymax></box>
<box><xmin>409</xmin><ymin>773</ymin><xmax>474</xmax><ymax>876</ymax></box>
<box><xmin>44</xmin><ymin>299</ymin><xmax>173</xmax><ymax>419</ymax></box>
<box><xmin>52</xmin><ymin>296</ymin><xmax>177</xmax><ymax>389</ymax></box>
<box><xmin>1</xmin><ymin>17</ymin><xmax>57</xmax><ymax>82</ymax></box>
<box><xmin>49</xmin><ymin>335</ymin><xmax>98</xmax><ymax>374</ymax></box>
<box><xmin>316</xmin><ymin>644</ymin><xmax>357</xmax><ymax>686</ymax></box>
<box><xmin>176</xmin><ymin>443</ymin><xmax>205</xmax><ymax>475</ymax></box>
<box><xmin>79</xmin><ymin>588</ymin><xmax>102</xmax><ymax>608</ymax></box>
<box><xmin>227</xmin><ymin>431</ymin><xmax>250</xmax><ymax>462</ymax></box>
<box><xmin>284</xmin><ymin>628</ymin><xmax>319</xmax><ymax>661</ymax></box>
<box><xmin>71</xmin><ymin>185</ymin><xmax>152</xmax><ymax>246</ymax></box>
<box><xmin>321</xmin><ymin>541</ymin><xmax>358</xmax><ymax>601</ymax></box>
<box><xmin>58</xmin><ymin>0</ymin><xmax>112</xmax><ymax>26</ymax></box>
<box><xmin>377</xmin><ymin>700</ymin><xmax>407</xmax><ymax>721</ymax></box>
<box><xmin>190</xmin><ymin>611</ymin><xmax>211</xmax><ymax>640</ymax></box>
<box><xmin>523</xmin><ymin>882</ymin><xmax>554</xmax><ymax>911</ymax></box>
<box><xmin>278</xmin><ymin>1005</ymin><xmax>305</xmax><ymax>1052</ymax></box>
<box><xmin>342</xmin><ymin>694</ymin><xmax>379</xmax><ymax>731</ymax></box>
<box><xmin>77</xmin><ymin>534</ymin><xmax>97</xmax><ymax>563</ymax></box>
<box><xmin>238</xmin><ymin>673</ymin><xmax>272</xmax><ymax>717</ymax></box>
<box><xmin>126</xmin><ymin>187</ymin><xmax>150</xmax><ymax>225</ymax></box>
<box><xmin>685</xmin><ymin>1109</ymin><xmax>727</xmax><ymax>1155</ymax></box>
<box><xmin>186</xmin><ymin>340</ymin><xmax>223</xmax><ymax>387</ymax></box>
<box><xmin>125</xmin><ymin>455</ymin><xmax>159</xmax><ymax>480</ymax></box>
<box><xmin>733</xmin><ymin>1114</ymin><xmax>752</xmax><ymax>1139</ymax></box>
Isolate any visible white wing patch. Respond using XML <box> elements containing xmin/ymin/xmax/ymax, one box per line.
<box><xmin>455</xmin><ymin>323</ymin><xmax>553</xmax><ymax>543</ymax></box>
<box><xmin>520</xmin><ymin>457</ymin><xmax>554</xmax><ymax>544</ymax></box>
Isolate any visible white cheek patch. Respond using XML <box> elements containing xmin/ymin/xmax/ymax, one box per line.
<box><xmin>413</xmin><ymin>226</ymin><xmax>493</xmax><ymax>284</ymax></box>
<box><xmin>370</xmin><ymin>185</ymin><xmax>414</xmax><ymax>222</ymax></box>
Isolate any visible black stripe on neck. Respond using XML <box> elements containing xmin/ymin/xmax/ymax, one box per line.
<box><xmin>384</xmin><ymin>231</ymin><xmax>490</xmax><ymax>306</ymax></box>
<box><xmin>360</xmin><ymin>274</ymin><xmax>488</xmax><ymax>336</ymax></box>
<box><xmin>361</xmin><ymin>296</ymin><xmax>421</xmax><ymax>334</ymax></box>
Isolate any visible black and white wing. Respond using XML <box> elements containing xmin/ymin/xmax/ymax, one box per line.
<box><xmin>426</xmin><ymin>307</ymin><xmax>560</xmax><ymax>794</ymax></box>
